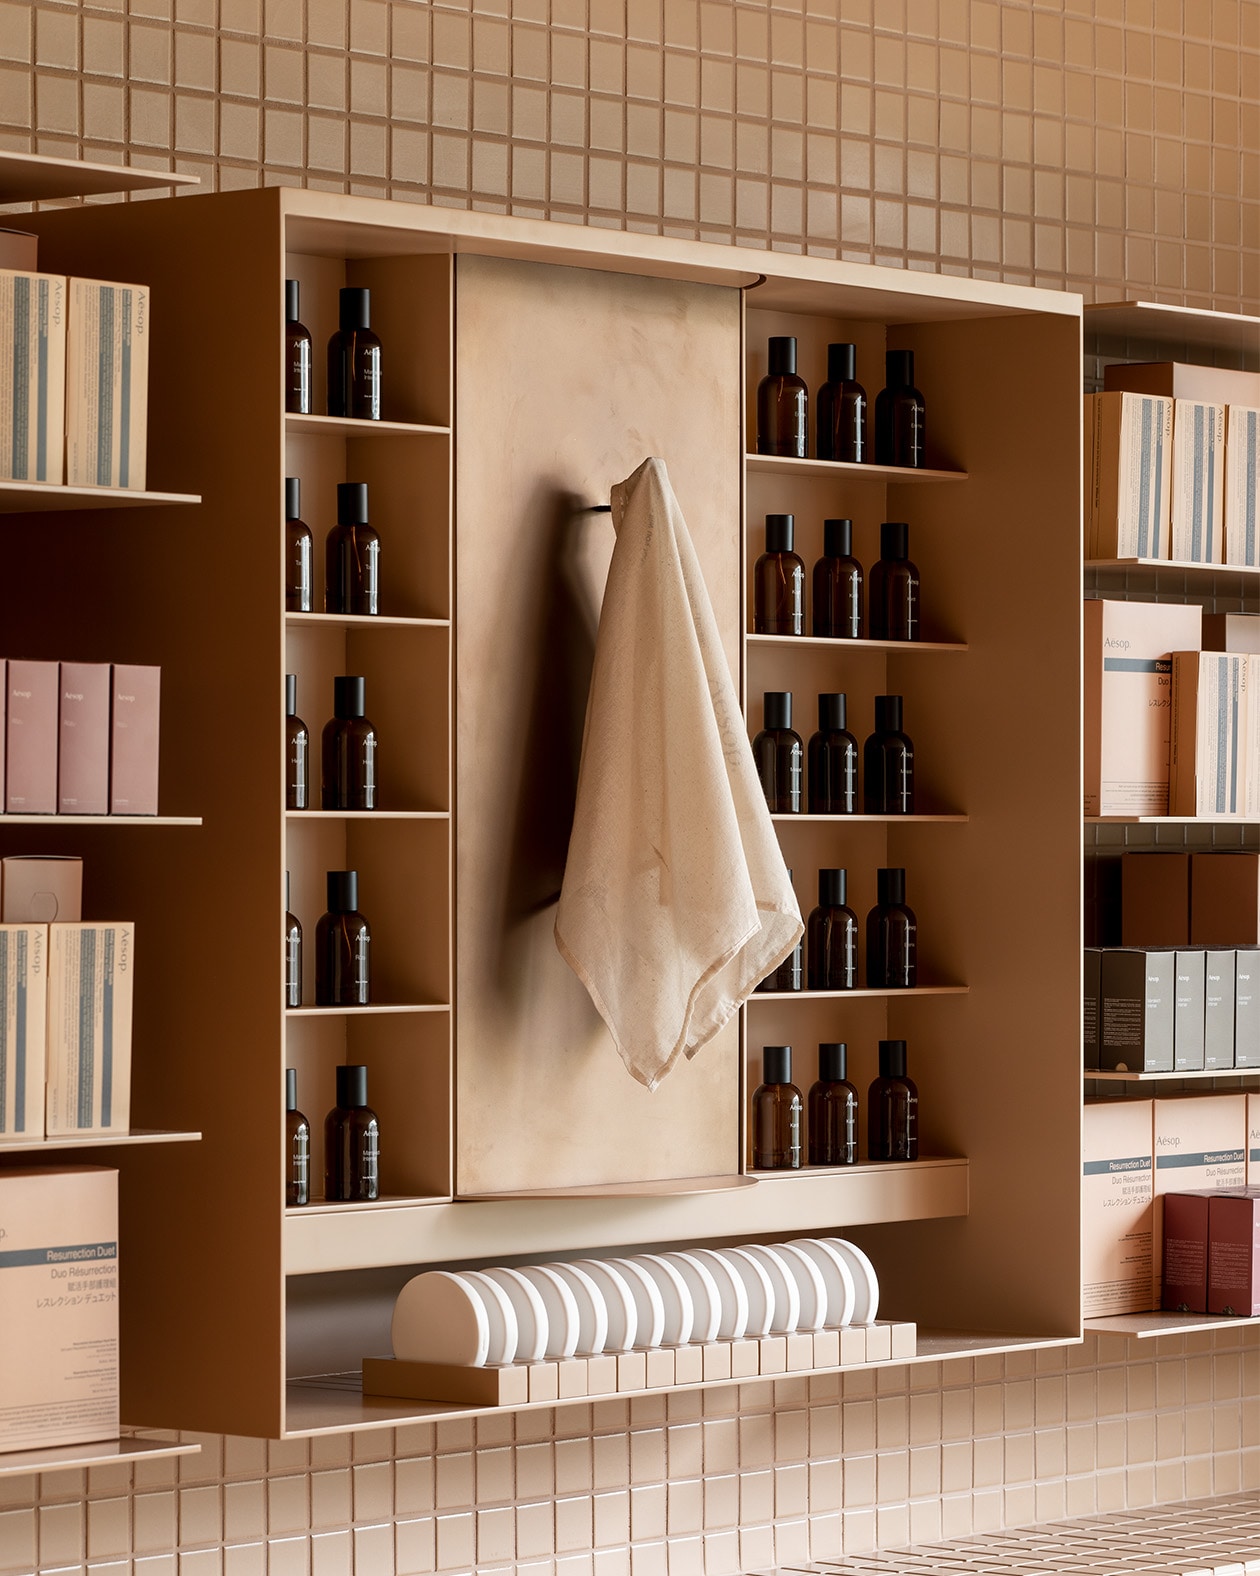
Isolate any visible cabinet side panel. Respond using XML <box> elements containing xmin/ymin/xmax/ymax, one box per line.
<box><xmin>454</xmin><ymin>254</ymin><xmax>742</xmax><ymax>1194</ymax></box>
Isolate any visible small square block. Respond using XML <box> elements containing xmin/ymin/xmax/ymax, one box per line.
<box><xmin>528</xmin><ymin>1361</ymin><xmax>560</xmax><ymax>1402</ymax></box>
<box><xmin>758</xmin><ymin>1335</ymin><xmax>787</xmax><ymax>1374</ymax></box>
<box><xmin>585</xmin><ymin>1354</ymin><xmax>618</xmax><ymax>1395</ymax></box>
<box><xmin>557</xmin><ymin>1358</ymin><xmax>588</xmax><ymax>1398</ymax></box>
<box><xmin>839</xmin><ymin>1327</ymin><xmax>866</xmax><ymax>1364</ymax></box>
<box><xmin>863</xmin><ymin>1323</ymin><xmax>892</xmax><ymax>1361</ymax></box>
<box><xmin>616</xmin><ymin>1351</ymin><xmax>647</xmax><ymax>1392</ymax></box>
<box><xmin>645</xmin><ymin>1348</ymin><xmax>675</xmax><ymax>1389</ymax></box>
<box><xmin>672</xmin><ymin>1345</ymin><xmax>703</xmax><ymax>1385</ymax></box>
<box><xmin>812</xmin><ymin>1329</ymin><xmax>841</xmax><ymax>1368</ymax></box>
<box><xmin>887</xmin><ymin>1321</ymin><xmax>917</xmax><ymax>1358</ymax></box>
<box><xmin>785</xmin><ymin>1332</ymin><xmax>814</xmax><ymax>1371</ymax></box>
<box><xmin>701</xmin><ymin>1342</ymin><xmax>732</xmax><ymax>1381</ymax></box>
<box><xmin>729</xmin><ymin>1339</ymin><xmax>760</xmax><ymax>1377</ymax></box>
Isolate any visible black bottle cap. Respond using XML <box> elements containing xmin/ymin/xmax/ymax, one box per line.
<box><xmin>827</xmin><ymin>343</ymin><xmax>856</xmax><ymax>383</ymax></box>
<box><xmin>823</xmin><ymin>518</ymin><xmax>852</xmax><ymax>558</ymax></box>
<box><xmin>285</xmin><ymin>279</ymin><xmax>300</xmax><ymax>322</ymax></box>
<box><xmin>818</xmin><ymin>692</ymin><xmax>846</xmax><ymax>732</ymax></box>
<box><xmin>768</xmin><ymin>335</ymin><xmax>797</xmax><ymax>375</ymax></box>
<box><xmin>762</xmin><ymin>1045</ymin><xmax>792</xmax><ymax>1084</ymax></box>
<box><xmin>335</xmin><ymin>1063</ymin><xmax>369</xmax><ymax>1109</ymax></box>
<box><xmin>327</xmin><ymin>869</ymin><xmax>359</xmax><ymax>913</ymax></box>
<box><xmin>286</xmin><ymin>673</ymin><xmax>297</xmax><ymax>716</ymax></box>
<box><xmin>764</xmin><ymin>691</ymin><xmax>792</xmax><ymax>730</ymax></box>
<box><xmin>876</xmin><ymin>867</ymin><xmax>906</xmax><ymax>906</ymax></box>
<box><xmin>878</xmin><ymin>1039</ymin><xmax>908</xmax><ymax>1078</ymax></box>
<box><xmin>885</xmin><ymin>349</ymin><xmax>914</xmax><ymax>388</ymax></box>
<box><xmin>336</xmin><ymin>482</ymin><xmax>369</xmax><ymax>525</ymax></box>
<box><xmin>874</xmin><ymin>694</ymin><xmax>903</xmax><ymax>733</ymax></box>
<box><xmin>285</xmin><ymin>476</ymin><xmax>301</xmax><ymax>520</ymax></box>
<box><xmin>819</xmin><ymin>868</ymin><xmax>846</xmax><ymax>908</ymax></box>
<box><xmin>339</xmin><ymin>287</ymin><xmax>371</xmax><ymax>330</ymax></box>
<box><xmin>286</xmin><ymin>1066</ymin><xmax>298</xmax><ymax>1111</ymax></box>
<box><xmin>765</xmin><ymin>513</ymin><xmax>794</xmax><ymax>552</ymax></box>
<box><xmin>880</xmin><ymin>520</ymin><xmax>909</xmax><ymax>560</ymax></box>
<box><xmin>333</xmin><ymin>675</ymin><xmax>366</xmax><ymax>720</ymax></box>
<box><xmin>818</xmin><ymin>1042</ymin><xmax>847</xmax><ymax>1083</ymax></box>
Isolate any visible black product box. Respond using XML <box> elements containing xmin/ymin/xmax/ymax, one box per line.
<box><xmin>1100</xmin><ymin>948</ymin><xmax>1175</xmax><ymax>1073</ymax></box>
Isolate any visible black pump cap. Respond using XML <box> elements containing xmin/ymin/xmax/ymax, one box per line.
<box><xmin>818</xmin><ymin>1042</ymin><xmax>847</xmax><ymax>1082</ymax></box>
<box><xmin>818</xmin><ymin>691</ymin><xmax>846</xmax><ymax>732</ymax></box>
<box><xmin>878</xmin><ymin>1039</ymin><xmax>908</xmax><ymax>1078</ymax></box>
<box><xmin>768</xmin><ymin>335</ymin><xmax>797</xmax><ymax>375</ymax></box>
<box><xmin>880</xmin><ymin>521</ymin><xmax>909</xmax><ymax>561</ymax></box>
<box><xmin>823</xmin><ymin>518</ymin><xmax>853</xmax><ymax>558</ymax></box>
<box><xmin>827</xmin><ymin>343</ymin><xmax>856</xmax><ymax>383</ymax></box>
<box><xmin>338</xmin><ymin>287</ymin><xmax>371</xmax><ymax>330</ymax></box>
<box><xmin>876</xmin><ymin>867</ymin><xmax>906</xmax><ymax>906</ymax></box>
<box><xmin>764</xmin><ymin>691</ymin><xmax>792</xmax><ymax>730</ymax></box>
<box><xmin>765</xmin><ymin>513</ymin><xmax>794</xmax><ymax>552</ymax></box>
<box><xmin>336</xmin><ymin>482</ymin><xmax>369</xmax><ymax>525</ymax></box>
<box><xmin>327</xmin><ymin>869</ymin><xmax>359</xmax><ymax>913</ymax></box>
<box><xmin>286</xmin><ymin>1067</ymin><xmax>298</xmax><ymax>1111</ymax></box>
<box><xmin>285</xmin><ymin>476</ymin><xmax>301</xmax><ymax>520</ymax></box>
<box><xmin>336</xmin><ymin>1063</ymin><xmax>369</xmax><ymax>1108</ymax></box>
<box><xmin>286</xmin><ymin>673</ymin><xmax>298</xmax><ymax>716</ymax></box>
<box><xmin>285</xmin><ymin>279</ymin><xmax>300</xmax><ymax>322</ymax></box>
<box><xmin>762</xmin><ymin>1045</ymin><xmax>792</xmax><ymax>1084</ymax></box>
<box><xmin>818</xmin><ymin>867</ymin><xmax>847</xmax><ymax>907</ymax></box>
<box><xmin>333</xmin><ymin>676</ymin><xmax>366</xmax><ymax>720</ymax></box>
<box><xmin>874</xmin><ymin>694</ymin><xmax>903</xmax><ymax>733</ymax></box>
<box><xmin>885</xmin><ymin>349</ymin><xmax>914</xmax><ymax>388</ymax></box>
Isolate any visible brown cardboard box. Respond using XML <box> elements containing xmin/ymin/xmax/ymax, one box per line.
<box><xmin>0</xmin><ymin>1166</ymin><xmax>118</xmax><ymax>1451</ymax></box>
<box><xmin>1161</xmin><ymin>1190</ymin><xmax>1212</xmax><ymax>1313</ymax></box>
<box><xmin>1103</xmin><ymin>361</ymin><xmax>1260</xmax><ymax>406</ymax></box>
<box><xmin>58</xmin><ymin>661</ymin><xmax>110</xmax><ymax>816</ymax></box>
<box><xmin>1207</xmin><ymin>1190</ymin><xmax>1260</xmax><ymax>1316</ymax></box>
<box><xmin>1121</xmin><ymin>851</ymin><xmax>1190</xmax><ymax>946</ymax></box>
<box><xmin>0</xmin><ymin>231</ymin><xmax>37</xmax><ymax>272</ymax></box>
<box><xmin>0</xmin><ymin>268</ymin><xmax>66</xmax><ymax>483</ymax></box>
<box><xmin>0</xmin><ymin>923</ymin><xmax>46</xmax><ymax>1142</ymax></box>
<box><xmin>1</xmin><ymin>856</ymin><xmax>82</xmax><ymax>923</ymax></box>
<box><xmin>1203</xmin><ymin>612</ymin><xmax>1260</xmax><ymax>652</ymax></box>
<box><xmin>45</xmin><ymin>922</ymin><xmax>134</xmax><ymax>1135</ymax></box>
<box><xmin>65</xmin><ymin>277</ymin><xmax>149</xmax><ymax>490</ymax></box>
<box><xmin>5</xmin><ymin>658</ymin><xmax>59</xmax><ymax>814</ymax></box>
<box><xmin>1190</xmin><ymin>851</ymin><xmax>1260</xmax><ymax>945</ymax></box>
<box><xmin>1224</xmin><ymin>406</ymin><xmax>1260</xmax><ymax>567</ymax></box>
<box><xmin>1087</xmin><ymin>392</ymin><xmax>1173</xmax><ymax>559</ymax></box>
<box><xmin>109</xmin><ymin>664</ymin><xmax>159</xmax><ymax>815</ymax></box>
<box><xmin>1082</xmin><ymin>1098</ymin><xmax>1154</xmax><ymax>1317</ymax></box>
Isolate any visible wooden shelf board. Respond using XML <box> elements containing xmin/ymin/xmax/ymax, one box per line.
<box><xmin>286</xmin><ymin>1003</ymin><xmax>449</xmax><ymax>1018</ymax></box>
<box><xmin>290</xmin><ymin>1194</ymin><xmax>453</xmax><ymax>1217</ymax></box>
<box><xmin>1084</xmin><ymin>300</ymin><xmax>1260</xmax><ymax>353</ymax></box>
<box><xmin>0</xmin><ymin>1434</ymin><xmax>197</xmax><ymax>1480</ymax></box>
<box><xmin>459</xmin><ymin>1174</ymin><xmax>758</xmax><ymax>1202</ymax></box>
<box><xmin>748</xmin><ymin>984</ymin><xmax>968</xmax><ymax>1000</ymax></box>
<box><xmin>1086</xmin><ymin>814</ymin><xmax>1259</xmax><ymax>825</ymax></box>
<box><xmin>0</xmin><ymin>1129</ymin><xmax>201</xmax><ymax>1155</ymax></box>
<box><xmin>747</xmin><ymin>633</ymin><xmax>968</xmax><ymax>653</ymax></box>
<box><xmin>770</xmin><ymin>812</ymin><xmax>968</xmax><ymax>824</ymax></box>
<box><xmin>746</xmin><ymin>454</ymin><xmax>968</xmax><ymax>483</ymax></box>
<box><xmin>747</xmin><ymin>1155</ymin><xmax>962</xmax><ymax>1182</ymax></box>
<box><xmin>1086</xmin><ymin>556</ymin><xmax>1260</xmax><ymax>578</ymax></box>
<box><xmin>285</xmin><ymin>414</ymin><xmax>450</xmax><ymax>439</ymax></box>
<box><xmin>1086</xmin><ymin>1068</ymin><xmax>1260</xmax><ymax>1083</ymax></box>
<box><xmin>1085</xmin><ymin>1311</ymin><xmax>1260</xmax><ymax>1339</ymax></box>
<box><xmin>0</xmin><ymin>813</ymin><xmax>202</xmax><ymax>826</ymax></box>
<box><xmin>0</xmin><ymin>150</ymin><xmax>199</xmax><ymax>204</ymax></box>
<box><xmin>285</xmin><ymin>612</ymin><xmax>450</xmax><ymax>631</ymax></box>
<box><xmin>0</xmin><ymin>481</ymin><xmax>200</xmax><ymax>513</ymax></box>
<box><xmin>285</xmin><ymin>809</ymin><xmax>449</xmax><ymax>821</ymax></box>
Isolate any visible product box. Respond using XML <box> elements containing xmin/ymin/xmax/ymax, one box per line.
<box><xmin>1082</xmin><ymin>1098</ymin><xmax>1154</xmax><ymax>1318</ymax></box>
<box><xmin>1161</xmin><ymin>1190</ymin><xmax>1212</xmax><ymax>1313</ymax></box>
<box><xmin>65</xmin><ymin>277</ymin><xmax>149</xmax><ymax>490</ymax></box>
<box><xmin>1099</xmin><ymin>948</ymin><xmax>1174</xmax><ymax>1073</ymax></box>
<box><xmin>5</xmin><ymin>657</ymin><xmax>59</xmax><ymax>814</ymax></box>
<box><xmin>1207</xmin><ymin>1190</ymin><xmax>1260</xmax><ymax>1317</ymax></box>
<box><xmin>58</xmin><ymin>662</ymin><xmax>110</xmax><ymax>816</ymax></box>
<box><xmin>1170</xmin><ymin>400</ymin><xmax>1226</xmax><ymax>563</ymax></box>
<box><xmin>0</xmin><ymin>923</ymin><xmax>46</xmax><ymax>1142</ymax></box>
<box><xmin>0</xmin><ymin>231</ymin><xmax>37</xmax><ymax>272</ymax></box>
<box><xmin>1087</xmin><ymin>392</ymin><xmax>1173</xmax><ymax>559</ymax></box>
<box><xmin>0</xmin><ymin>1166</ymin><xmax>118</xmax><ymax>1451</ymax></box>
<box><xmin>1084</xmin><ymin>599</ymin><xmax>1203</xmax><ymax>817</ymax></box>
<box><xmin>1203</xmin><ymin>950</ymin><xmax>1237</xmax><ymax>1071</ymax></box>
<box><xmin>1190</xmin><ymin>851</ymin><xmax>1260</xmax><ymax>945</ymax></box>
<box><xmin>1249</xmin><ymin>1092</ymin><xmax>1260</xmax><ymax>1184</ymax></box>
<box><xmin>1174</xmin><ymin>949</ymin><xmax>1206</xmax><ymax>1073</ymax></box>
<box><xmin>1203</xmin><ymin>612</ymin><xmax>1260</xmax><ymax>652</ymax></box>
<box><xmin>1</xmin><ymin>855</ymin><xmax>82</xmax><ymax>923</ymax></box>
<box><xmin>1103</xmin><ymin>362</ymin><xmax>1260</xmax><ymax>405</ymax></box>
<box><xmin>45</xmin><ymin>922</ymin><xmax>134</xmax><ymax>1135</ymax></box>
<box><xmin>1152</xmin><ymin>1093</ymin><xmax>1248</xmax><ymax>1305</ymax></box>
<box><xmin>1224</xmin><ymin>406</ymin><xmax>1260</xmax><ymax>567</ymax></box>
<box><xmin>0</xmin><ymin>268</ymin><xmax>66</xmax><ymax>483</ymax></box>
<box><xmin>1121</xmin><ymin>850</ymin><xmax>1190</xmax><ymax>946</ymax></box>
<box><xmin>1234</xmin><ymin>951</ymin><xmax>1260</xmax><ymax>1069</ymax></box>
<box><xmin>1169</xmin><ymin>651</ymin><xmax>1245</xmax><ymax>817</ymax></box>
<box><xmin>1084</xmin><ymin>948</ymin><xmax>1100</xmax><ymax>1070</ymax></box>
<box><xmin>109</xmin><ymin>664</ymin><xmax>159</xmax><ymax>815</ymax></box>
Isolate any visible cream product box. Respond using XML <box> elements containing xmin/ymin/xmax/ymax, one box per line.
<box><xmin>1084</xmin><ymin>599</ymin><xmax>1202</xmax><ymax>817</ymax></box>
<box><xmin>1103</xmin><ymin>361</ymin><xmax>1260</xmax><ymax>405</ymax></box>
<box><xmin>1190</xmin><ymin>851</ymin><xmax>1260</xmax><ymax>945</ymax></box>
<box><xmin>1082</xmin><ymin>1098</ymin><xmax>1154</xmax><ymax>1318</ymax></box>
<box><xmin>1203</xmin><ymin>950</ymin><xmax>1236</xmax><ymax>1071</ymax></box>
<box><xmin>0</xmin><ymin>268</ymin><xmax>66</xmax><ymax>483</ymax></box>
<box><xmin>58</xmin><ymin>661</ymin><xmax>110</xmax><ymax>816</ymax></box>
<box><xmin>1224</xmin><ymin>406</ymin><xmax>1260</xmax><ymax>567</ymax></box>
<box><xmin>0</xmin><ymin>231</ymin><xmax>38</xmax><ymax>272</ymax></box>
<box><xmin>1099</xmin><ymin>948</ymin><xmax>1174</xmax><ymax>1073</ymax></box>
<box><xmin>1249</xmin><ymin>1093</ymin><xmax>1260</xmax><ymax>1184</ymax></box>
<box><xmin>109</xmin><ymin>664</ymin><xmax>159</xmax><ymax>815</ymax></box>
<box><xmin>1088</xmin><ymin>392</ymin><xmax>1173</xmax><ymax>559</ymax></box>
<box><xmin>65</xmin><ymin>277</ymin><xmax>149</xmax><ymax>490</ymax></box>
<box><xmin>0</xmin><ymin>1166</ymin><xmax>118</xmax><ymax>1451</ymax></box>
<box><xmin>45</xmin><ymin>922</ymin><xmax>134</xmax><ymax>1135</ymax></box>
<box><xmin>1203</xmin><ymin>611</ymin><xmax>1260</xmax><ymax>652</ymax></box>
<box><xmin>1169</xmin><ymin>651</ymin><xmax>1245</xmax><ymax>817</ymax></box>
<box><xmin>0</xmin><ymin>923</ymin><xmax>46</xmax><ymax>1141</ymax></box>
<box><xmin>1</xmin><ymin>855</ymin><xmax>82</xmax><ymax>923</ymax></box>
<box><xmin>1235</xmin><ymin>951</ymin><xmax>1260</xmax><ymax>1069</ymax></box>
<box><xmin>1174</xmin><ymin>949</ymin><xmax>1206</xmax><ymax>1073</ymax></box>
<box><xmin>1121</xmin><ymin>850</ymin><xmax>1190</xmax><ymax>946</ymax></box>
<box><xmin>1152</xmin><ymin>1093</ymin><xmax>1248</xmax><ymax>1305</ymax></box>
<box><xmin>1083</xmin><ymin>948</ymin><xmax>1100</xmax><ymax>1070</ymax></box>
<box><xmin>5</xmin><ymin>657</ymin><xmax>59</xmax><ymax>814</ymax></box>
<box><xmin>1170</xmin><ymin>400</ymin><xmax>1226</xmax><ymax>563</ymax></box>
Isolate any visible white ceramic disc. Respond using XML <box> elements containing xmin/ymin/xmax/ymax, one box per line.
<box><xmin>480</xmin><ymin>1266</ymin><xmax>549</xmax><ymax>1361</ymax></box>
<box><xmin>773</xmin><ymin>1241</ymin><xmax>829</xmax><ymax>1331</ymax></box>
<box><xmin>740</xmin><ymin>1244</ymin><xmax>801</xmax><ymax>1334</ymax></box>
<box><xmin>543</xmin><ymin>1261</ymin><xmax>609</xmax><ymax>1356</ymax></box>
<box><xmin>608</xmin><ymin>1257</ymin><xmax>665</xmax><ymax>1349</ymax></box>
<box><xmin>391</xmin><ymin>1270</ymin><xmax>489</xmax><ymax>1367</ymax></box>
<box><xmin>690</xmin><ymin>1247</ymin><xmax>750</xmax><ymax>1339</ymax></box>
<box><xmin>573</xmin><ymin>1259</ymin><xmax>638</xmax><ymax>1353</ymax></box>
<box><xmin>628</xmin><ymin>1253</ymin><xmax>694</xmax><ymax>1346</ymax></box>
<box><xmin>786</xmin><ymin>1238</ymin><xmax>855</xmax><ymax>1328</ymax></box>
<box><xmin>662</xmin><ymin>1251</ymin><xmax>722</xmax><ymax>1343</ymax></box>
<box><xmin>716</xmin><ymin>1247</ymin><xmax>775</xmax><ymax>1337</ymax></box>
<box><xmin>461</xmin><ymin>1269</ymin><xmax>520</xmax><ymax>1364</ymax></box>
<box><xmin>823</xmin><ymin>1238</ymin><xmax>880</xmax><ymax>1324</ymax></box>
<box><xmin>518</xmin><ymin>1264</ymin><xmax>581</xmax><ymax>1359</ymax></box>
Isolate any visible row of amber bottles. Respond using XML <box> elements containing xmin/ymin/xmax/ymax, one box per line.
<box><xmin>753</xmin><ymin>691</ymin><xmax>913</xmax><ymax>815</ymax></box>
<box><xmin>286</xmin><ymin>674</ymin><xmax>377</xmax><ymax>811</ymax></box>
<box><xmin>756</xmin><ymin>337</ymin><xmax>925</xmax><ymax>468</ymax></box>
<box><xmin>758</xmin><ymin>866</ymin><xmax>917</xmax><ymax>993</ymax></box>
<box><xmin>286</xmin><ymin>280</ymin><xmax>382</xmax><ymax>421</ymax></box>
<box><xmin>754</xmin><ymin>516</ymin><xmax>920</xmax><ymax>641</ymax></box>
<box><xmin>286</xmin><ymin>478</ymin><xmax>380</xmax><ymax>616</ymax></box>
<box><xmin>751</xmin><ymin>1040</ymin><xmax>919</xmax><ymax>1169</ymax></box>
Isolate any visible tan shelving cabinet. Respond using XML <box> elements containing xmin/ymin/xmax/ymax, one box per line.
<box><xmin>24</xmin><ymin>187</ymin><xmax>1084</xmax><ymax>1439</ymax></box>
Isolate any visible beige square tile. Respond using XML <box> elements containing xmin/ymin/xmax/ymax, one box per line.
<box><xmin>592</xmin><ymin>1487</ymin><xmax>629</xmax><ymax>1548</ymax></box>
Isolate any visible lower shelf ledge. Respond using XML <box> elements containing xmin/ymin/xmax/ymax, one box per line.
<box><xmin>1085</xmin><ymin>1310</ymin><xmax>1260</xmax><ymax>1339</ymax></box>
<box><xmin>0</xmin><ymin>1433</ymin><xmax>198</xmax><ymax>1480</ymax></box>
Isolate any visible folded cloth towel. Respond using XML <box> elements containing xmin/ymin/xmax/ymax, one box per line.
<box><xmin>555</xmin><ymin>457</ymin><xmax>803</xmax><ymax>1090</ymax></box>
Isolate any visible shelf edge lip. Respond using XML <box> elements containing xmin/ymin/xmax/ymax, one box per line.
<box><xmin>284</xmin><ymin>809</ymin><xmax>450</xmax><ymax>820</ymax></box>
<box><xmin>746</xmin><ymin>634</ymin><xmax>968</xmax><ymax>652</ymax></box>
<box><xmin>285</xmin><ymin>414</ymin><xmax>450</xmax><ymax>437</ymax></box>
<box><xmin>0</xmin><ymin>813</ymin><xmax>202</xmax><ymax>825</ymax></box>
<box><xmin>284</xmin><ymin>613</ymin><xmax>451</xmax><ymax>629</ymax></box>
<box><xmin>0</xmin><ymin>149</ymin><xmax>200</xmax><ymax>205</ymax></box>
<box><xmin>1085</xmin><ymin>556</ymin><xmax>1260</xmax><ymax>575</ymax></box>
<box><xmin>0</xmin><ymin>1434</ymin><xmax>198</xmax><ymax>1480</ymax></box>
<box><xmin>1085</xmin><ymin>814</ymin><xmax>1260</xmax><ymax>825</ymax></box>
<box><xmin>0</xmin><ymin>483</ymin><xmax>201</xmax><ymax>510</ymax></box>
<box><xmin>285</xmin><ymin>1003</ymin><xmax>450</xmax><ymax>1016</ymax></box>
<box><xmin>1085</xmin><ymin>1069</ymin><xmax>1260</xmax><ymax>1082</ymax></box>
<box><xmin>0</xmin><ymin>1130</ymin><xmax>202</xmax><ymax>1153</ymax></box>
<box><xmin>747</xmin><ymin>1154</ymin><xmax>965</xmax><ymax>1179</ymax></box>
<box><xmin>769</xmin><ymin>812</ymin><xmax>967</xmax><ymax>823</ymax></box>
<box><xmin>745</xmin><ymin>454</ymin><xmax>968</xmax><ymax>482</ymax></box>
<box><xmin>747</xmin><ymin>984</ymin><xmax>968</xmax><ymax>999</ymax></box>
<box><xmin>456</xmin><ymin>1173</ymin><xmax>760</xmax><ymax>1202</ymax></box>
<box><xmin>1083</xmin><ymin>1311</ymin><xmax>1260</xmax><ymax>1338</ymax></box>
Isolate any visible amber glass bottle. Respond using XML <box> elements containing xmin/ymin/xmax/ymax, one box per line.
<box><xmin>284</xmin><ymin>279</ymin><xmax>312</xmax><ymax>415</ymax></box>
<box><xmin>285</xmin><ymin>1067</ymin><xmax>310</xmax><ymax>1206</ymax></box>
<box><xmin>285</xmin><ymin>674</ymin><xmax>309</xmax><ymax>811</ymax></box>
<box><xmin>322</xmin><ymin>676</ymin><xmax>378</xmax><ymax>810</ymax></box>
<box><xmin>752</xmin><ymin>692</ymin><xmax>802</xmax><ymax>812</ymax></box>
<box><xmin>866</xmin><ymin>867</ymin><xmax>917</xmax><ymax>988</ymax></box>
<box><xmin>324</xmin><ymin>1063</ymin><xmax>380</xmax><ymax>1202</ymax></box>
<box><xmin>809</xmin><ymin>1042</ymin><xmax>858</xmax><ymax>1166</ymax></box>
<box><xmin>326</xmin><ymin>482</ymin><xmax>380</xmax><ymax>616</ymax></box>
<box><xmin>812</xmin><ymin>518</ymin><xmax>863</xmax><ymax>639</ymax></box>
<box><xmin>752</xmin><ymin>1045</ymin><xmax>802</xmax><ymax>1169</ymax></box>
<box><xmin>753</xmin><ymin>514</ymin><xmax>805</xmax><ymax>634</ymax></box>
<box><xmin>285</xmin><ymin>476</ymin><xmax>312</xmax><ymax>613</ymax></box>
<box><xmin>815</xmin><ymin>342</ymin><xmax>866</xmax><ymax>462</ymax></box>
<box><xmin>863</xmin><ymin>695</ymin><xmax>915</xmax><ymax>814</ymax></box>
<box><xmin>807</xmin><ymin>867</ymin><xmax>857</xmax><ymax>990</ymax></box>
<box><xmin>285</xmin><ymin>870</ymin><xmax>302</xmax><ymax>1008</ymax></box>
<box><xmin>868</xmin><ymin>521</ymin><xmax>920</xmax><ymax>641</ymax></box>
<box><xmin>756</xmin><ymin>336</ymin><xmax>808</xmax><ymax>457</ymax></box>
<box><xmin>868</xmin><ymin>1039</ymin><xmax>919</xmax><ymax>1161</ymax></box>
<box><xmin>808</xmin><ymin>692</ymin><xmax>858</xmax><ymax>814</ymax></box>
<box><xmin>327</xmin><ymin>287</ymin><xmax>381</xmax><ymax>419</ymax></box>
<box><xmin>316</xmin><ymin>870</ymin><xmax>371</xmax><ymax>1006</ymax></box>
<box><xmin>874</xmin><ymin>350</ymin><xmax>925</xmax><ymax>467</ymax></box>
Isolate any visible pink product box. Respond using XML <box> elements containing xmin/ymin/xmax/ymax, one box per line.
<box><xmin>58</xmin><ymin>662</ymin><xmax>110</xmax><ymax>815</ymax></box>
<box><xmin>109</xmin><ymin>665</ymin><xmax>159</xmax><ymax>816</ymax></box>
<box><xmin>5</xmin><ymin>659</ymin><xmax>58</xmax><ymax>814</ymax></box>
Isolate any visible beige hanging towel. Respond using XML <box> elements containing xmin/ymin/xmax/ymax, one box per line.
<box><xmin>555</xmin><ymin>457</ymin><xmax>803</xmax><ymax>1090</ymax></box>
